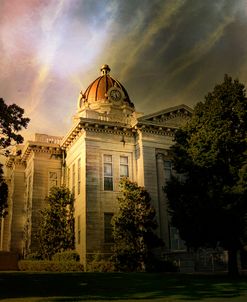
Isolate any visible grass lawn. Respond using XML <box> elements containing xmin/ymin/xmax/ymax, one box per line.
<box><xmin>0</xmin><ymin>272</ymin><xmax>246</xmax><ymax>302</ymax></box>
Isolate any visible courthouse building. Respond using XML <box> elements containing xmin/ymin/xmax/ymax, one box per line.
<box><xmin>0</xmin><ymin>64</ymin><xmax>192</xmax><ymax>265</ymax></box>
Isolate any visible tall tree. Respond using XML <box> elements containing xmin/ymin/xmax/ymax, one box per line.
<box><xmin>0</xmin><ymin>98</ymin><xmax>30</xmax><ymax>217</ymax></box>
<box><xmin>165</xmin><ymin>75</ymin><xmax>247</xmax><ymax>276</ymax></box>
<box><xmin>0</xmin><ymin>98</ymin><xmax>30</xmax><ymax>155</ymax></box>
<box><xmin>112</xmin><ymin>178</ymin><xmax>162</xmax><ymax>272</ymax></box>
<box><xmin>37</xmin><ymin>186</ymin><xmax>75</xmax><ymax>259</ymax></box>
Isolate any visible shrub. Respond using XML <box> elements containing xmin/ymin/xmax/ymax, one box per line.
<box><xmin>52</xmin><ymin>250</ymin><xmax>80</xmax><ymax>262</ymax></box>
<box><xmin>87</xmin><ymin>259</ymin><xmax>115</xmax><ymax>272</ymax></box>
<box><xmin>146</xmin><ymin>258</ymin><xmax>179</xmax><ymax>272</ymax></box>
<box><xmin>18</xmin><ymin>260</ymin><xmax>83</xmax><ymax>272</ymax></box>
<box><xmin>87</xmin><ymin>253</ymin><xmax>115</xmax><ymax>272</ymax></box>
<box><xmin>25</xmin><ymin>252</ymin><xmax>42</xmax><ymax>260</ymax></box>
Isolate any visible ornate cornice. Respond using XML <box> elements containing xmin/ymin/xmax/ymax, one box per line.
<box><xmin>61</xmin><ymin>118</ymin><xmax>135</xmax><ymax>149</ymax></box>
<box><xmin>135</xmin><ymin>122</ymin><xmax>176</xmax><ymax>136</ymax></box>
<box><xmin>138</xmin><ymin>104</ymin><xmax>193</xmax><ymax>123</ymax></box>
<box><xmin>21</xmin><ymin>142</ymin><xmax>61</xmax><ymax>163</ymax></box>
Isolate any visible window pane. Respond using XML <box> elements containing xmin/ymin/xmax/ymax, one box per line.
<box><xmin>120</xmin><ymin>156</ymin><xmax>128</xmax><ymax>164</ymax></box>
<box><xmin>164</xmin><ymin>160</ymin><xmax>172</xmax><ymax>181</ymax></box>
<box><xmin>104</xmin><ymin>155</ymin><xmax>112</xmax><ymax>163</ymax></box>
<box><xmin>104</xmin><ymin>177</ymin><xmax>113</xmax><ymax>191</ymax></box>
<box><xmin>120</xmin><ymin>165</ymin><xmax>129</xmax><ymax>177</ymax></box>
<box><xmin>104</xmin><ymin>163</ymin><xmax>112</xmax><ymax>176</ymax></box>
<box><xmin>48</xmin><ymin>171</ymin><xmax>58</xmax><ymax>191</ymax></box>
<box><xmin>104</xmin><ymin>213</ymin><xmax>114</xmax><ymax>243</ymax></box>
<box><xmin>170</xmin><ymin>226</ymin><xmax>186</xmax><ymax>250</ymax></box>
<box><xmin>104</xmin><ymin>154</ymin><xmax>113</xmax><ymax>191</ymax></box>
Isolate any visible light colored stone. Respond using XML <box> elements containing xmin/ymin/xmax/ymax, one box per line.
<box><xmin>0</xmin><ymin>66</ymin><xmax>192</xmax><ymax>266</ymax></box>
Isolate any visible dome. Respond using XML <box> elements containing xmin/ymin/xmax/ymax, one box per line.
<box><xmin>78</xmin><ymin>64</ymin><xmax>134</xmax><ymax>109</ymax></box>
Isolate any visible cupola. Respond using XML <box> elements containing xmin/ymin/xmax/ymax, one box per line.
<box><xmin>77</xmin><ymin>65</ymin><xmax>134</xmax><ymax>110</ymax></box>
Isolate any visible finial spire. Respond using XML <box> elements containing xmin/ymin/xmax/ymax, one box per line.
<box><xmin>101</xmin><ymin>64</ymin><xmax>111</xmax><ymax>75</ymax></box>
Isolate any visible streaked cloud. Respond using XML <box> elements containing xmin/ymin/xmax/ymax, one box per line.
<box><xmin>167</xmin><ymin>16</ymin><xmax>234</xmax><ymax>80</ymax></box>
<box><xmin>0</xmin><ymin>0</ymin><xmax>246</xmax><ymax>150</ymax></box>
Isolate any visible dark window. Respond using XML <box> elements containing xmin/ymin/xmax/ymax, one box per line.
<box><xmin>169</xmin><ymin>226</ymin><xmax>186</xmax><ymax>251</ymax></box>
<box><xmin>78</xmin><ymin>158</ymin><xmax>81</xmax><ymax>195</ymax></box>
<box><xmin>104</xmin><ymin>155</ymin><xmax>113</xmax><ymax>191</ymax></box>
<box><xmin>164</xmin><ymin>160</ymin><xmax>172</xmax><ymax>181</ymax></box>
<box><xmin>104</xmin><ymin>213</ymin><xmax>114</xmax><ymax>243</ymax></box>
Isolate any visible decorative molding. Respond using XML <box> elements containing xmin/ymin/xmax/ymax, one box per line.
<box><xmin>135</xmin><ymin>123</ymin><xmax>176</xmax><ymax>137</ymax></box>
<box><xmin>139</xmin><ymin>104</ymin><xmax>193</xmax><ymax>123</ymax></box>
<box><xmin>21</xmin><ymin>144</ymin><xmax>62</xmax><ymax>163</ymax></box>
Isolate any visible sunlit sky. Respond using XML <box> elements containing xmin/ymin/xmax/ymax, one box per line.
<box><xmin>1</xmin><ymin>0</ymin><xmax>247</xmax><ymax>145</ymax></box>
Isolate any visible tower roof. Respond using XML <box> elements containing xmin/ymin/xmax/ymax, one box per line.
<box><xmin>78</xmin><ymin>65</ymin><xmax>134</xmax><ymax>109</ymax></box>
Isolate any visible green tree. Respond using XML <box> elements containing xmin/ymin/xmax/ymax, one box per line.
<box><xmin>0</xmin><ymin>98</ymin><xmax>30</xmax><ymax>217</ymax></box>
<box><xmin>165</xmin><ymin>75</ymin><xmax>247</xmax><ymax>276</ymax></box>
<box><xmin>37</xmin><ymin>186</ymin><xmax>75</xmax><ymax>259</ymax></box>
<box><xmin>0</xmin><ymin>98</ymin><xmax>30</xmax><ymax>154</ymax></box>
<box><xmin>112</xmin><ymin>178</ymin><xmax>163</xmax><ymax>272</ymax></box>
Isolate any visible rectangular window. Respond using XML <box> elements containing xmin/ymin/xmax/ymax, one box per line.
<box><xmin>169</xmin><ymin>226</ymin><xmax>186</xmax><ymax>251</ymax></box>
<box><xmin>78</xmin><ymin>158</ymin><xmax>81</xmax><ymax>195</ymax></box>
<box><xmin>164</xmin><ymin>160</ymin><xmax>172</xmax><ymax>181</ymax></box>
<box><xmin>48</xmin><ymin>171</ymin><xmax>58</xmax><ymax>191</ymax></box>
<box><xmin>104</xmin><ymin>155</ymin><xmax>113</xmax><ymax>191</ymax></box>
<box><xmin>104</xmin><ymin>213</ymin><xmax>114</xmax><ymax>243</ymax></box>
<box><xmin>72</xmin><ymin>164</ymin><xmax>75</xmax><ymax>195</ymax></box>
<box><xmin>77</xmin><ymin>215</ymin><xmax>81</xmax><ymax>245</ymax></box>
<box><xmin>120</xmin><ymin>156</ymin><xmax>129</xmax><ymax>177</ymax></box>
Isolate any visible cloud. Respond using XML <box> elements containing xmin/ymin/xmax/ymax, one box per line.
<box><xmin>0</xmin><ymin>0</ymin><xmax>247</xmax><ymax>140</ymax></box>
<box><xmin>118</xmin><ymin>0</ymin><xmax>187</xmax><ymax>79</ymax></box>
<box><xmin>164</xmin><ymin>15</ymin><xmax>234</xmax><ymax>83</ymax></box>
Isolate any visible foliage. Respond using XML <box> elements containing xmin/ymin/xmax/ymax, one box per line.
<box><xmin>0</xmin><ymin>98</ymin><xmax>30</xmax><ymax>154</ymax></box>
<box><xmin>25</xmin><ymin>252</ymin><xmax>42</xmax><ymax>261</ymax></box>
<box><xmin>18</xmin><ymin>260</ymin><xmax>83</xmax><ymax>272</ymax></box>
<box><xmin>52</xmin><ymin>250</ymin><xmax>80</xmax><ymax>262</ymax></box>
<box><xmin>165</xmin><ymin>75</ymin><xmax>247</xmax><ymax>276</ymax></box>
<box><xmin>36</xmin><ymin>186</ymin><xmax>75</xmax><ymax>259</ymax></box>
<box><xmin>87</xmin><ymin>252</ymin><xmax>115</xmax><ymax>272</ymax></box>
<box><xmin>146</xmin><ymin>257</ymin><xmax>179</xmax><ymax>273</ymax></box>
<box><xmin>0</xmin><ymin>164</ymin><xmax>8</xmax><ymax>217</ymax></box>
<box><xmin>0</xmin><ymin>98</ymin><xmax>29</xmax><ymax>217</ymax></box>
<box><xmin>112</xmin><ymin>178</ymin><xmax>163</xmax><ymax>272</ymax></box>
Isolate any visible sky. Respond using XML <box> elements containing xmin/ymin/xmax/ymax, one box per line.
<box><xmin>1</xmin><ymin>0</ymin><xmax>247</xmax><ymax>142</ymax></box>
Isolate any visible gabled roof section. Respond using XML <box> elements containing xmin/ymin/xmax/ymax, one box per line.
<box><xmin>138</xmin><ymin>104</ymin><xmax>193</xmax><ymax>128</ymax></box>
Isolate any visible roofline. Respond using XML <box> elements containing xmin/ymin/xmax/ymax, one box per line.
<box><xmin>139</xmin><ymin>104</ymin><xmax>193</xmax><ymax>120</ymax></box>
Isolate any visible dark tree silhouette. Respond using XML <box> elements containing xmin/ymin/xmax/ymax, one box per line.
<box><xmin>166</xmin><ymin>75</ymin><xmax>247</xmax><ymax>276</ymax></box>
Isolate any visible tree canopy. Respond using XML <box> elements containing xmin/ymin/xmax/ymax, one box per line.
<box><xmin>112</xmin><ymin>178</ymin><xmax>163</xmax><ymax>272</ymax></box>
<box><xmin>36</xmin><ymin>186</ymin><xmax>75</xmax><ymax>259</ymax></box>
<box><xmin>0</xmin><ymin>98</ymin><xmax>30</xmax><ymax>155</ymax></box>
<box><xmin>0</xmin><ymin>97</ymin><xmax>30</xmax><ymax>217</ymax></box>
<box><xmin>165</xmin><ymin>75</ymin><xmax>247</xmax><ymax>276</ymax></box>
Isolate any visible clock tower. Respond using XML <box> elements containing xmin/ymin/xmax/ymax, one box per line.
<box><xmin>75</xmin><ymin>65</ymin><xmax>136</xmax><ymax>124</ymax></box>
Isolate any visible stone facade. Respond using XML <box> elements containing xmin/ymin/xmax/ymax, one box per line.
<box><xmin>0</xmin><ymin>65</ymin><xmax>193</xmax><ymax>266</ymax></box>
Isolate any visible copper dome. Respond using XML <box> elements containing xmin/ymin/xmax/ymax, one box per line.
<box><xmin>81</xmin><ymin>65</ymin><xmax>134</xmax><ymax>108</ymax></box>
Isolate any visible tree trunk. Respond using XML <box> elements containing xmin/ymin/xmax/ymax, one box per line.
<box><xmin>228</xmin><ymin>248</ymin><xmax>239</xmax><ymax>277</ymax></box>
